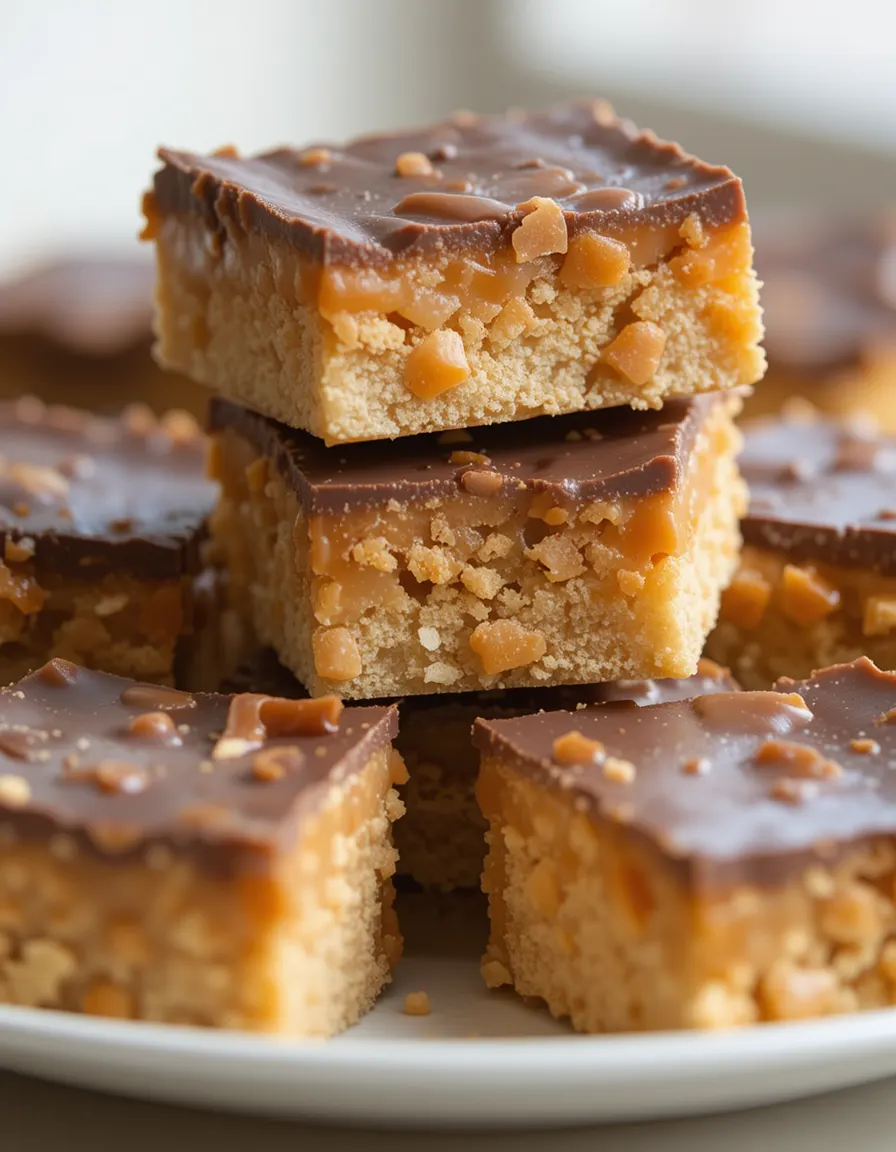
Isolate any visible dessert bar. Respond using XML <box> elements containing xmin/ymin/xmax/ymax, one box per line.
<box><xmin>475</xmin><ymin>658</ymin><xmax>896</xmax><ymax>1031</ymax></box>
<box><xmin>396</xmin><ymin>657</ymin><xmax>739</xmax><ymax>890</ymax></box>
<box><xmin>0</xmin><ymin>659</ymin><xmax>401</xmax><ymax>1033</ymax></box>
<box><xmin>145</xmin><ymin>101</ymin><xmax>764</xmax><ymax>444</ymax></box>
<box><xmin>0</xmin><ymin>256</ymin><xmax>206</xmax><ymax>417</ymax></box>
<box><xmin>226</xmin><ymin>649</ymin><xmax>737</xmax><ymax>890</ymax></box>
<box><xmin>745</xmin><ymin>213</ymin><xmax>896</xmax><ymax>427</ymax></box>
<box><xmin>708</xmin><ymin>408</ymin><xmax>896</xmax><ymax>687</ymax></box>
<box><xmin>0</xmin><ymin>397</ymin><xmax>215</xmax><ymax>684</ymax></box>
<box><xmin>209</xmin><ymin>393</ymin><xmax>744</xmax><ymax>698</ymax></box>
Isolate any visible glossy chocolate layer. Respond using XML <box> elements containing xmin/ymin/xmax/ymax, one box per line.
<box><xmin>474</xmin><ymin>658</ymin><xmax>896</xmax><ymax>889</ymax></box>
<box><xmin>0</xmin><ymin>660</ymin><xmax>397</xmax><ymax>876</ymax></box>
<box><xmin>740</xmin><ymin>414</ymin><xmax>896</xmax><ymax>574</ymax></box>
<box><xmin>150</xmin><ymin>101</ymin><xmax>746</xmax><ymax>267</ymax></box>
<box><xmin>0</xmin><ymin>256</ymin><xmax>154</xmax><ymax>357</ymax></box>
<box><xmin>755</xmin><ymin>212</ymin><xmax>896</xmax><ymax>376</ymax></box>
<box><xmin>0</xmin><ymin>398</ymin><xmax>215</xmax><ymax>577</ymax></box>
<box><xmin>209</xmin><ymin>394</ymin><xmax>720</xmax><ymax>514</ymax></box>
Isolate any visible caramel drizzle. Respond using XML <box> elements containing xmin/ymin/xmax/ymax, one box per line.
<box><xmin>212</xmin><ymin>693</ymin><xmax>343</xmax><ymax>760</ymax></box>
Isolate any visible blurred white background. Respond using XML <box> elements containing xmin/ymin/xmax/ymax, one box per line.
<box><xmin>0</xmin><ymin>0</ymin><xmax>892</xmax><ymax>269</ymax></box>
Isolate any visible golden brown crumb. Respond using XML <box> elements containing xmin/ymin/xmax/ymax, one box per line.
<box><xmin>602</xmin><ymin>757</ymin><xmax>636</xmax><ymax>784</ymax></box>
<box><xmin>403</xmin><ymin>991</ymin><xmax>432</xmax><ymax>1016</ymax></box>
<box><xmin>396</xmin><ymin>151</ymin><xmax>435</xmax><ymax>177</ymax></box>
<box><xmin>0</xmin><ymin>774</ymin><xmax>31</xmax><ymax>807</ymax></box>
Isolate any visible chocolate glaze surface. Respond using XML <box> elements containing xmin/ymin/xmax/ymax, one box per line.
<box><xmin>755</xmin><ymin>213</ymin><xmax>896</xmax><ymax>376</ymax></box>
<box><xmin>209</xmin><ymin>394</ymin><xmax>721</xmax><ymax>514</ymax></box>
<box><xmin>740</xmin><ymin>414</ymin><xmax>896</xmax><ymax>574</ymax></box>
<box><xmin>474</xmin><ymin>658</ymin><xmax>896</xmax><ymax>889</ymax></box>
<box><xmin>150</xmin><ymin>101</ymin><xmax>746</xmax><ymax>267</ymax></box>
<box><xmin>0</xmin><ymin>399</ymin><xmax>215</xmax><ymax>577</ymax></box>
<box><xmin>0</xmin><ymin>256</ymin><xmax>154</xmax><ymax>357</ymax></box>
<box><xmin>0</xmin><ymin>660</ymin><xmax>397</xmax><ymax>876</ymax></box>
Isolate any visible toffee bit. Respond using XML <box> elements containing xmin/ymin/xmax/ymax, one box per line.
<box><xmin>39</xmin><ymin>658</ymin><xmax>80</xmax><ymax>687</ymax></box>
<box><xmin>552</xmin><ymin>730</ymin><xmax>605</xmax><ymax>766</ymax></box>
<box><xmin>0</xmin><ymin>775</ymin><xmax>31</xmax><ymax>807</ymax></box>
<box><xmin>128</xmin><ymin>711</ymin><xmax>183</xmax><ymax>747</ymax></box>
<box><xmin>213</xmin><ymin>693</ymin><xmax>343</xmax><ymax>761</ymax></box>
<box><xmin>403</xmin><ymin>991</ymin><xmax>432</xmax><ymax>1016</ymax></box>
<box><xmin>754</xmin><ymin>739</ymin><xmax>842</xmax><ymax>779</ymax></box>
<box><xmin>63</xmin><ymin>759</ymin><xmax>150</xmax><ymax>795</ymax></box>
<box><xmin>682</xmin><ymin>756</ymin><xmax>710</xmax><ymax>776</ymax></box>
<box><xmin>851</xmin><ymin>738</ymin><xmax>881</xmax><ymax>755</ymax></box>
<box><xmin>93</xmin><ymin>761</ymin><xmax>150</xmax><ymax>795</ymax></box>
<box><xmin>120</xmin><ymin>684</ymin><xmax>194</xmax><ymax>711</ymax></box>
<box><xmin>602</xmin><ymin>757</ymin><xmax>636</xmax><ymax>784</ymax></box>
<box><xmin>449</xmin><ymin>450</ymin><xmax>491</xmax><ymax>466</ymax></box>
<box><xmin>252</xmin><ymin>747</ymin><xmax>305</xmax><ymax>781</ymax></box>
<box><xmin>460</xmin><ymin>469</ymin><xmax>503</xmax><ymax>497</ymax></box>
<box><xmin>769</xmin><ymin>777</ymin><xmax>819</xmax><ymax>805</ymax></box>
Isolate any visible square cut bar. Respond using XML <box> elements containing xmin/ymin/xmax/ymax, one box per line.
<box><xmin>0</xmin><ymin>659</ymin><xmax>401</xmax><ymax>1034</ymax></box>
<box><xmin>707</xmin><ymin>409</ymin><xmax>896</xmax><ymax>688</ymax></box>
<box><xmin>0</xmin><ymin>257</ymin><xmax>206</xmax><ymax>418</ymax></box>
<box><xmin>208</xmin><ymin>392</ymin><xmax>744</xmax><ymax>699</ymax></box>
<box><xmin>225</xmin><ymin>648</ymin><xmax>738</xmax><ymax>890</ymax></box>
<box><xmin>0</xmin><ymin>397</ymin><xmax>216</xmax><ymax>685</ymax></box>
<box><xmin>145</xmin><ymin>101</ymin><xmax>764</xmax><ymax>444</ymax></box>
<box><xmin>744</xmin><ymin>213</ymin><xmax>896</xmax><ymax>427</ymax></box>
<box><xmin>475</xmin><ymin>658</ymin><xmax>896</xmax><ymax>1032</ymax></box>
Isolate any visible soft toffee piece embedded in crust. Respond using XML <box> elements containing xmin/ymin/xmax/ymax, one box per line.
<box><xmin>0</xmin><ymin>397</ymin><xmax>216</xmax><ymax>685</ymax></box>
<box><xmin>707</xmin><ymin>409</ymin><xmax>896</xmax><ymax>688</ymax></box>
<box><xmin>475</xmin><ymin>658</ymin><xmax>896</xmax><ymax>1032</ymax></box>
<box><xmin>145</xmin><ymin>101</ymin><xmax>764</xmax><ymax>443</ymax></box>
<box><xmin>0</xmin><ymin>257</ymin><xmax>207</xmax><ymax>418</ymax></box>
<box><xmin>209</xmin><ymin>393</ymin><xmax>744</xmax><ymax>699</ymax></box>
<box><xmin>0</xmin><ymin>659</ymin><xmax>401</xmax><ymax>1034</ymax></box>
<box><xmin>224</xmin><ymin>648</ymin><xmax>738</xmax><ymax>890</ymax></box>
<box><xmin>745</xmin><ymin>213</ymin><xmax>896</xmax><ymax>427</ymax></box>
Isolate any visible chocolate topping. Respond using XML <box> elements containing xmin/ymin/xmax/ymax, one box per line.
<box><xmin>473</xmin><ymin>658</ymin><xmax>896</xmax><ymax>888</ymax></box>
<box><xmin>150</xmin><ymin>101</ymin><xmax>746</xmax><ymax>267</ymax></box>
<box><xmin>209</xmin><ymin>394</ymin><xmax>721</xmax><ymax>514</ymax></box>
<box><xmin>0</xmin><ymin>660</ymin><xmax>397</xmax><ymax>876</ymax></box>
<box><xmin>740</xmin><ymin>414</ymin><xmax>896</xmax><ymax>574</ymax></box>
<box><xmin>0</xmin><ymin>256</ymin><xmax>154</xmax><ymax>357</ymax></box>
<box><xmin>0</xmin><ymin>398</ymin><xmax>215</xmax><ymax>577</ymax></box>
<box><xmin>755</xmin><ymin>212</ymin><xmax>896</xmax><ymax>376</ymax></box>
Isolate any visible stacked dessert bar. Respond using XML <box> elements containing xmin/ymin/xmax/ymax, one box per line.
<box><xmin>143</xmin><ymin>101</ymin><xmax>762</xmax><ymax>876</ymax></box>
<box><xmin>138</xmin><ymin>98</ymin><xmax>770</xmax><ymax>1023</ymax></box>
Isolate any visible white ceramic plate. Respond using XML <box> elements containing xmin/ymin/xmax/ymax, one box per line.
<box><xmin>2</xmin><ymin>950</ymin><xmax>896</xmax><ymax>1128</ymax></box>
